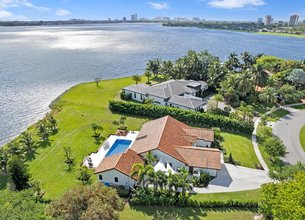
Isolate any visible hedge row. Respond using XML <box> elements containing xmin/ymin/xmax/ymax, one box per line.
<box><xmin>109</xmin><ymin>101</ymin><xmax>254</xmax><ymax>134</ymax></box>
<box><xmin>187</xmin><ymin>199</ymin><xmax>258</xmax><ymax>209</ymax></box>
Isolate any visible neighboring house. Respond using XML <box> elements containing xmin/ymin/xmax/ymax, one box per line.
<box><xmin>122</xmin><ymin>79</ymin><xmax>208</xmax><ymax>111</ymax></box>
<box><xmin>95</xmin><ymin>116</ymin><xmax>221</xmax><ymax>188</ymax></box>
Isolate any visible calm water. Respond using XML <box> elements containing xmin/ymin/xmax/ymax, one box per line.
<box><xmin>0</xmin><ymin>23</ymin><xmax>305</xmax><ymax>146</ymax></box>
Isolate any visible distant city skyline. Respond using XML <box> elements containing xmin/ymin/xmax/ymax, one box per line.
<box><xmin>0</xmin><ymin>0</ymin><xmax>304</xmax><ymax>22</ymax></box>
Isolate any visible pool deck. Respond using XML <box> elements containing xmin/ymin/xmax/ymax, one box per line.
<box><xmin>83</xmin><ymin>131</ymin><xmax>139</xmax><ymax>168</ymax></box>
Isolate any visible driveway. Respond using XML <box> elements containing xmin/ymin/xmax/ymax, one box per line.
<box><xmin>194</xmin><ymin>163</ymin><xmax>271</xmax><ymax>193</ymax></box>
<box><xmin>273</xmin><ymin>109</ymin><xmax>305</xmax><ymax>165</ymax></box>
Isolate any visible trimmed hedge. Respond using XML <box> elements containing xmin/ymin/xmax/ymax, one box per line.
<box><xmin>109</xmin><ymin>101</ymin><xmax>254</xmax><ymax>134</ymax></box>
<box><xmin>187</xmin><ymin>199</ymin><xmax>258</xmax><ymax>208</ymax></box>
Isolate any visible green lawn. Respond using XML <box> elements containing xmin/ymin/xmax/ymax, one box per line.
<box><xmin>221</xmin><ymin>133</ymin><xmax>260</xmax><ymax>169</ymax></box>
<box><xmin>120</xmin><ymin>205</ymin><xmax>256</xmax><ymax>220</ymax></box>
<box><xmin>191</xmin><ymin>189</ymin><xmax>261</xmax><ymax>202</ymax></box>
<box><xmin>257</xmin><ymin>32</ymin><xmax>305</xmax><ymax>39</ymax></box>
<box><xmin>292</xmin><ymin>104</ymin><xmax>305</xmax><ymax>110</ymax></box>
<box><xmin>300</xmin><ymin>125</ymin><xmax>305</xmax><ymax>152</ymax></box>
<box><xmin>267</xmin><ymin>109</ymin><xmax>290</xmax><ymax>122</ymax></box>
<box><xmin>23</xmin><ymin>77</ymin><xmax>148</xmax><ymax>199</ymax></box>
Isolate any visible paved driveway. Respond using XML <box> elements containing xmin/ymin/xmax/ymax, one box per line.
<box><xmin>194</xmin><ymin>163</ymin><xmax>271</xmax><ymax>193</ymax></box>
<box><xmin>273</xmin><ymin>110</ymin><xmax>305</xmax><ymax>164</ymax></box>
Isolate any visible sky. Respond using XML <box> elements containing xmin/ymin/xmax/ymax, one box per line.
<box><xmin>0</xmin><ymin>0</ymin><xmax>304</xmax><ymax>22</ymax></box>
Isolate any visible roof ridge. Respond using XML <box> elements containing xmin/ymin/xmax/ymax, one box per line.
<box><xmin>175</xmin><ymin>146</ymin><xmax>220</xmax><ymax>152</ymax></box>
<box><xmin>156</xmin><ymin>116</ymin><xmax>171</xmax><ymax>149</ymax></box>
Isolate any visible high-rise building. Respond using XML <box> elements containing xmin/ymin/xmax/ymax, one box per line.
<box><xmin>264</xmin><ymin>15</ymin><xmax>273</xmax><ymax>25</ymax></box>
<box><xmin>303</xmin><ymin>20</ymin><xmax>305</xmax><ymax>24</ymax></box>
<box><xmin>257</xmin><ymin>18</ymin><xmax>263</xmax><ymax>24</ymax></box>
<box><xmin>122</xmin><ymin>17</ymin><xmax>126</xmax><ymax>22</ymax></box>
<box><xmin>131</xmin><ymin>14</ymin><xmax>138</xmax><ymax>21</ymax></box>
<box><xmin>289</xmin><ymin>14</ymin><xmax>299</xmax><ymax>27</ymax></box>
<box><xmin>193</xmin><ymin>17</ymin><xmax>201</xmax><ymax>22</ymax></box>
<box><xmin>162</xmin><ymin>17</ymin><xmax>171</xmax><ymax>22</ymax></box>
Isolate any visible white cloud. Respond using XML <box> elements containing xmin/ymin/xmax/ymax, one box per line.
<box><xmin>208</xmin><ymin>0</ymin><xmax>265</xmax><ymax>9</ymax></box>
<box><xmin>0</xmin><ymin>0</ymin><xmax>50</xmax><ymax>11</ymax></box>
<box><xmin>55</xmin><ymin>8</ymin><xmax>71</xmax><ymax>16</ymax></box>
<box><xmin>148</xmin><ymin>2</ymin><xmax>169</xmax><ymax>10</ymax></box>
<box><xmin>0</xmin><ymin>9</ymin><xmax>12</xmax><ymax>18</ymax></box>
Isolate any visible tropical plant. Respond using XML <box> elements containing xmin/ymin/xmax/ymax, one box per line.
<box><xmin>253</xmin><ymin>64</ymin><xmax>269</xmax><ymax>87</ymax></box>
<box><xmin>144</xmin><ymin>151</ymin><xmax>157</xmax><ymax>165</ymax></box>
<box><xmin>36</xmin><ymin>121</ymin><xmax>49</xmax><ymax>142</ymax></box>
<box><xmin>146</xmin><ymin>59</ymin><xmax>161</xmax><ymax>78</ymax></box>
<box><xmin>95</xmin><ymin>77</ymin><xmax>101</xmax><ymax>87</ymax></box>
<box><xmin>287</xmin><ymin>68</ymin><xmax>305</xmax><ymax>87</ymax></box>
<box><xmin>77</xmin><ymin>166</ymin><xmax>93</xmax><ymax>185</ymax></box>
<box><xmin>47</xmin><ymin>115</ymin><xmax>58</xmax><ymax>133</ymax></box>
<box><xmin>144</xmin><ymin>71</ymin><xmax>152</xmax><ymax>84</ymax></box>
<box><xmin>0</xmin><ymin>148</ymin><xmax>9</xmax><ymax>174</ymax></box>
<box><xmin>264</xmin><ymin>137</ymin><xmax>286</xmax><ymax>162</ymax></box>
<box><xmin>63</xmin><ymin>147</ymin><xmax>74</xmax><ymax>171</ymax></box>
<box><xmin>7</xmin><ymin>156</ymin><xmax>31</xmax><ymax>191</ymax></box>
<box><xmin>131</xmin><ymin>163</ymin><xmax>154</xmax><ymax>188</ymax></box>
<box><xmin>91</xmin><ymin>123</ymin><xmax>103</xmax><ymax>137</ymax></box>
<box><xmin>259</xmin><ymin>86</ymin><xmax>276</xmax><ymax>104</ymax></box>
<box><xmin>132</xmin><ymin>74</ymin><xmax>141</xmax><ymax>84</ymax></box>
<box><xmin>112</xmin><ymin>116</ymin><xmax>127</xmax><ymax>130</ymax></box>
<box><xmin>19</xmin><ymin>132</ymin><xmax>36</xmax><ymax>158</ymax></box>
<box><xmin>6</xmin><ymin>140</ymin><xmax>24</xmax><ymax>158</ymax></box>
<box><xmin>213</xmin><ymin>94</ymin><xmax>224</xmax><ymax>109</ymax></box>
<box><xmin>225</xmin><ymin>52</ymin><xmax>240</xmax><ymax>71</ymax></box>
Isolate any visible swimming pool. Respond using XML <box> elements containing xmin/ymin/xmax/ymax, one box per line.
<box><xmin>105</xmin><ymin>139</ymin><xmax>132</xmax><ymax>157</ymax></box>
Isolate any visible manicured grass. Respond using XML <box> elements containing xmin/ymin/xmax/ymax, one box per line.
<box><xmin>25</xmin><ymin>77</ymin><xmax>148</xmax><ymax>199</ymax></box>
<box><xmin>292</xmin><ymin>104</ymin><xmax>305</xmax><ymax>110</ymax></box>
<box><xmin>120</xmin><ymin>205</ymin><xmax>256</xmax><ymax>220</ymax></box>
<box><xmin>267</xmin><ymin>109</ymin><xmax>290</xmax><ymax>122</ymax></box>
<box><xmin>256</xmin><ymin>125</ymin><xmax>273</xmax><ymax>169</ymax></box>
<box><xmin>257</xmin><ymin>32</ymin><xmax>305</xmax><ymax>38</ymax></box>
<box><xmin>300</xmin><ymin>125</ymin><xmax>305</xmax><ymax>152</ymax></box>
<box><xmin>191</xmin><ymin>189</ymin><xmax>261</xmax><ymax>202</ymax></box>
<box><xmin>222</xmin><ymin>132</ymin><xmax>260</xmax><ymax>169</ymax></box>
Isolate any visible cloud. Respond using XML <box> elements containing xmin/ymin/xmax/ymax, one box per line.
<box><xmin>0</xmin><ymin>9</ymin><xmax>12</xmax><ymax>18</ymax></box>
<box><xmin>148</xmin><ymin>2</ymin><xmax>169</xmax><ymax>10</ymax></box>
<box><xmin>0</xmin><ymin>0</ymin><xmax>50</xmax><ymax>11</ymax></box>
<box><xmin>55</xmin><ymin>8</ymin><xmax>71</xmax><ymax>16</ymax></box>
<box><xmin>208</xmin><ymin>0</ymin><xmax>265</xmax><ymax>9</ymax></box>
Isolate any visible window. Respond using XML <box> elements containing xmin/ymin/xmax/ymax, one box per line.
<box><xmin>134</xmin><ymin>93</ymin><xmax>136</xmax><ymax>99</ymax></box>
<box><xmin>140</xmin><ymin>95</ymin><xmax>143</xmax><ymax>100</ymax></box>
<box><xmin>114</xmin><ymin>177</ymin><xmax>118</xmax><ymax>183</ymax></box>
<box><xmin>169</xmin><ymin>163</ymin><xmax>173</xmax><ymax>167</ymax></box>
<box><xmin>99</xmin><ymin>175</ymin><xmax>103</xmax><ymax>181</ymax></box>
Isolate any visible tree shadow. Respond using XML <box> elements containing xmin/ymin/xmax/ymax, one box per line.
<box><xmin>94</xmin><ymin>136</ymin><xmax>105</xmax><ymax>145</ymax></box>
<box><xmin>38</xmin><ymin>139</ymin><xmax>52</xmax><ymax>148</ymax></box>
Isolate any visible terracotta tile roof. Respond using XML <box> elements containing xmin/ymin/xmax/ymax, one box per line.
<box><xmin>175</xmin><ymin>146</ymin><xmax>222</xmax><ymax>170</ymax></box>
<box><xmin>95</xmin><ymin>149</ymin><xmax>144</xmax><ymax>179</ymax></box>
<box><xmin>183</xmin><ymin>128</ymin><xmax>214</xmax><ymax>142</ymax></box>
<box><xmin>131</xmin><ymin>116</ymin><xmax>216</xmax><ymax>166</ymax></box>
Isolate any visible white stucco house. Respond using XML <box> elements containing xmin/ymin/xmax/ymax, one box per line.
<box><xmin>94</xmin><ymin>116</ymin><xmax>221</xmax><ymax>188</ymax></box>
<box><xmin>122</xmin><ymin>79</ymin><xmax>208</xmax><ymax>111</ymax></box>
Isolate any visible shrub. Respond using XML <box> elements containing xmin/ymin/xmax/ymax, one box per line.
<box><xmin>109</xmin><ymin>101</ymin><xmax>254</xmax><ymax>134</ymax></box>
<box><xmin>120</xmin><ymin>91</ymin><xmax>132</xmax><ymax>100</ymax></box>
<box><xmin>193</xmin><ymin>172</ymin><xmax>211</xmax><ymax>188</ymax></box>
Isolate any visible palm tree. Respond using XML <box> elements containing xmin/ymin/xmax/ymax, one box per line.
<box><xmin>131</xmin><ymin>163</ymin><xmax>154</xmax><ymax>188</ymax></box>
<box><xmin>146</xmin><ymin>59</ymin><xmax>161</xmax><ymax>78</ymax></box>
<box><xmin>144</xmin><ymin>71</ymin><xmax>152</xmax><ymax>84</ymax></box>
<box><xmin>37</xmin><ymin>121</ymin><xmax>49</xmax><ymax>142</ymax></box>
<box><xmin>213</xmin><ymin>94</ymin><xmax>223</xmax><ymax>109</ymax></box>
<box><xmin>225</xmin><ymin>52</ymin><xmax>240</xmax><ymax>71</ymax></box>
<box><xmin>253</xmin><ymin>64</ymin><xmax>269</xmax><ymax>88</ymax></box>
<box><xmin>132</xmin><ymin>75</ymin><xmax>141</xmax><ymax>85</ymax></box>
<box><xmin>144</xmin><ymin>151</ymin><xmax>157</xmax><ymax>165</ymax></box>
<box><xmin>237</xmin><ymin>102</ymin><xmax>254</xmax><ymax>122</ymax></box>
<box><xmin>237</xmin><ymin>71</ymin><xmax>254</xmax><ymax>97</ymax></box>
<box><xmin>47</xmin><ymin>115</ymin><xmax>58</xmax><ymax>133</ymax></box>
<box><xmin>155</xmin><ymin>171</ymin><xmax>168</xmax><ymax>190</ymax></box>
<box><xmin>7</xmin><ymin>140</ymin><xmax>24</xmax><ymax>158</ymax></box>
<box><xmin>112</xmin><ymin>116</ymin><xmax>127</xmax><ymax>130</ymax></box>
<box><xmin>160</xmin><ymin>60</ymin><xmax>174</xmax><ymax>78</ymax></box>
<box><xmin>177</xmin><ymin>168</ymin><xmax>193</xmax><ymax>198</ymax></box>
<box><xmin>90</xmin><ymin>123</ymin><xmax>103</xmax><ymax>137</ymax></box>
<box><xmin>241</xmin><ymin>51</ymin><xmax>255</xmax><ymax>70</ymax></box>
<box><xmin>19</xmin><ymin>132</ymin><xmax>36</xmax><ymax>157</ymax></box>
<box><xmin>259</xmin><ymin>86</ymin><xmax>276</xmax><ymax>104</ymax></box>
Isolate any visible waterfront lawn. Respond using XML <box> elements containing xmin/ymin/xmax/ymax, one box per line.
<box><xmin>292</xmin><ymin>104</ymin><xmax>305</xmax><ymax>110</ymax></box>
<box><xmin>300</xmin><ymin>125</ymin><xmax>305</xmax><ymax>152</ymax></box>
<box><xmin>190</xmin><ymin>189</ymin><xmax>261</xmax><ymax>202</ymax></box>
<box><xmin>28</xmin><ymin>77</ymin><xmax>148</xmax><ymax>199</ymax></box>
<box><xmin>221</xmin><ymin>133</ymin><xmax>260</xmax><ymax>169</ymax></box>
<box><xmin>257</xmin><ymin>32</ymin><xmax>305</xmax><ymax>39</ymax></box>
<box><xmin>267</xmin><ymin>109</ymin><xmax>290</xmax><ymax>122</ymax></box>
<box><xmin>120</xmin><ymin>205</ymin><xmax>256</xmax><ymax>220</ymax></box>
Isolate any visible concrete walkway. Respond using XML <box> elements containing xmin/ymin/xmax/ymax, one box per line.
<box><xmin>194</xmin><ymin>163</ymin><xmax>271</xmax><ymax>193</ymax></box>
<box><xmin>273</xmin><ymin>107</ymin><xmax>305</xmax><ymax>164</ymax></box>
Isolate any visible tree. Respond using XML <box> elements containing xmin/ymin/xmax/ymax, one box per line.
<box><xmin>144</xmin><ymin>71</ymin><xmax>152</xmax><ymax>84</ymax></box>
<box><xmin>47</xmin><ymin>115</ymin><xmax>58</xmax><ymax>133</ymax></box>
<box><xmin>19</xmin><ymin>132</ymin><xmax>36</xmax><ymax>158</ymax></box>
<box><xmin>113</xmin><ymin>116</ymin><xmax>127</xmax><ymax>130</ymax></box>
<box><xmin>225</xmin><ymin>52</ymin><xmax>240</xmax><ymax>71</ymax></box>
<box><xmin>259</xmin><ymin>86</ymin><xmax>276</xmax><ymax>104</ymax></box>
<box><xmin>160</xmin><ymin>60</ymin><xmax>174</xmax><ymax>78</ymax></box>
<box><xmin>144</xmin><ymin>151</ymin><xmax>157</xmax><ymax>165</ymax></box>
<box><xmin>132</xmin><ymin>74</ymin><xmax>141</xmax><ymax>84</ymax></box>
<box><xmin>146</xmin><ymin>59</ymin><xmax>161</xmax><ymax>78</ymax></box>
<box><xmin>47</xmin><ymin>183</ymin><xmax>125</xmax><ymax>220</ymax></box>
<box><xmin>260</xmin><ymin>172</ymin><xmax>305</xmax><ymax>219</ymax></box>
<box><xmin>0</xmin><ymin>148</ymin><xmax>9</xmax><ymax>174</ymax></box>
<box><xmin>91</xmin><ymin>123</ymin><xmax>103</xmax><ymax>137</ymax></box>
<box><xmin>287</xmin><ymin>69</ymin><xmax>305</xmax><ymax>88</ymax></box>
<box><xmin>95</xmin><ymin>77</ymin><xmax>101</xmax><ymax>87</ymax></box>
<box><xmin>270</xmin><ymin>162</ymin><xmax>305</xmax><ymax>181</ymax></box>
<box><xmin>6</xmin><ymin>140</ymin><xmax>24</xmax><ymax>158</ymax></box>
<box><xmin>37</xmin><ymin>121</ymin><xmax>49</xmax><ymax>142</ymax></box>
<box><xmin>7</xmin><ymin>156</ymin><xmax>30</xmax><ymax>191</ymax></box>
<box><xmin>176</xmin><ymin>168</ymin><xmax>193</xmax><ymax>198</ymax></box>
<box><xmin>77</xmin><ymin>166</ymin><xmax>93</xmax><ymax>185</ymax></box>
<box><xmin>253</xmin><ymin>64</ymin><xmax>269</xmax><ymax>87</ymax></box>
<box><xmin>264</xmin><ymin>137</ymin><xmax>286</xmax><ymax>161</ymax></box>
<box><xmin>236</xmin><ymin>102</ymin><xmax>254</xmax><ymax>122</ymax></box>
<box><xmin>241</xmin><ymin>51</ymin><xmax>255</xmax><ymax>69</ymax></box>
<box><xmin>236</xmin><ymin>70</ymin><xmax>254</xmax><ymax>97</ymax></box>
<box><xmin>131</xmin><ymin>163</ymin><xmax>154</xmax><ymax>188</ymax></box>
<box><xmin>63</xmin><ymin>147</ymin><xmax>74</xmax><ymax>171</ymax></box>
<box><xmin>213</xmin><ymin>94</ymin><xmax>223</xmax><ymax>109</ymax></box>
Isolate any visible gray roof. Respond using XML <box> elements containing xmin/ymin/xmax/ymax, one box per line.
<box><xmin>123</xmin><ymin>84</ymin><xmax>151</xmax><ymax>94</ymax></box>
<box><xmin>168</xmin><ymin>95</ymin><xmax>205</xmax><ymax>109</ymax></box>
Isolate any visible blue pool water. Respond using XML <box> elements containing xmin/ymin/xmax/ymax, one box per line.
<box><xmin>105</xmin><ymin>139</ymin><xmax>132</xmax><ymax>157</ymax></box>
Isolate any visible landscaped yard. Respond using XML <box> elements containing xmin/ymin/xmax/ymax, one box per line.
<box><xmin>300</xmin><ymin>125</ymin><xmax>305</xmax><ymax>152</ymax></box>
<box><xmin>24</xmin><ymin>77</ymin><xmax>148</xmax><ymax>199</ymax></box>
<box><xmin>191</xmin><ymin>189</ymin><xmax>261</xmax><ymax>202</ymax></box>
<box><xmin>120</xmin><ymin>205</ymin><xmax>256</xmax><ymax>220</ymax></box>
<box><xmin>221</xmin><ymin>133</ymin><xmax>260</xmax><ymax>169</ymax></box>
<box><xmin>292</xmin><ymin>104</ymin><xmax>305</xmax><ymax>110</ymax></box>
<box><xmin>267</xmin><ymin>109</ymin><xmax>290</xmax><ymax>122</ymax></box>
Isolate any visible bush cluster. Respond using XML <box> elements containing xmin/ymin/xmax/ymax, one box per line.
<box><xmin>187</xmin><ymin>199</ymin><xmax>258</xmax><ymax>208</ymax></box>
<box><xmin>109</xmin><ymin>101</ymin><xmax>254</xmax><ymax>134</ymax></box>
